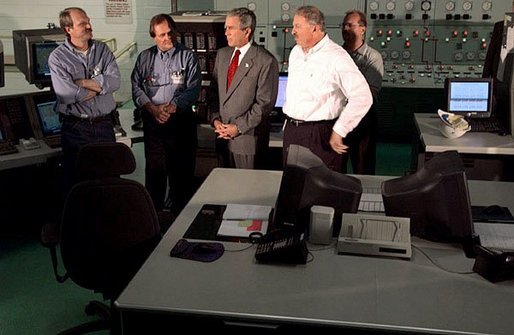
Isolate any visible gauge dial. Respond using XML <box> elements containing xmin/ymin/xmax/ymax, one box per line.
<box><xmin>463</xmin><ymin>1</ymin><xmax>472</xmax><ymax>11</ymax></box>
<box><xmin>405</xmin><ymin>1</ymin><xmax>414</xmax><ymax>11</ymax></box>
<box><xmin>445</xmin><ymin>1</ymin><xmax>455</xmax><ymax>11</ymax></box>
<box><xmin>421</xmin><ymin>1</ymin><xmax>432</xmax><ymax>11</ymax></box>
<box><xmin>390</xmin><ymin>50</ymin><xmax>399</xmax><ymax>59</ymax></box>
<box><xmin>281</xmin><ymin>13</ymin><xmax>290</xmax><ymax>22</ymax></box>
<box><xmin>386</xmin><ymin>1</ymin><xmax>396</xmax><ymax>11</ymax></box>
<box><xmin>248</xmin><ymin>2</ymin><xmax>256</xmax><ymax>11</ymax></box>
<box><xmin>281</xmin><ymin>2</ymin><xmax>290</xmax><ymax>11</ymax></box>
<box><xmin>482</xmin><ymin>1</ymin><xmax>492</xmax><ymax>11</ymax></box>
<box><xmin>369</xmin><ymin>1</ymin><xmax>379</xmax><ymax>11</ymax></box>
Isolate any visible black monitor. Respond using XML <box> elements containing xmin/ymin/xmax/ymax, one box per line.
<box><xmin>445</xmin><ymin>77</ymin><xmax>494</xmax><ymax>118</ymax></box>
<box><xmin>13</xmin><ymin>28</ymin><xmax>64</xmax><ymax>89</ymax></box>
<box><xmin>272</xmin><ymin>144</ymin><xmax>362</xmax><ymax>236</ymax></box>
<box><xmin>381</xmin><ymin>150</ymin><xmax>475</xmax><ymax>257</ymax></box>
<box><xmin>0</xmin><ymin>40</ymin><xmax>4</xmax><ymax>88</ymax></box>
<box><xmin>33</xmin><ymin>92</ymin><xmax>60</xmax><ymax>136</ymax></box>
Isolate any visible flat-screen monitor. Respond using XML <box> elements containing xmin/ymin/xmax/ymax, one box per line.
<box><xmin>381</xmin><ymin>150</ymin><xmax>475</xmax><ymax>257</ymax></box>
<box><xmin>0</xmin><ymin>40</ymin><xmax>4</xmax><ymax>88</ymax></box>
<box><xmin>275</xmin><ymin>73</ymin><xmax>288</xmax><ymax>109</ymax></box>
<box><xmin>13</xmin><ymin>28</ymin><xmax>64</xmax><ymax>88</ymax></box>
<box><xmin>273</xmin><ymin>144</ymin><xmax>362</xmax><ymax>236</ymax></box>
<box><xmin>33</xmin><ymin>92</ymin><xmax>60</xmax><ymax>136</ymax></box>
<box><xmin>445</xmin><ymin>77</ymin><xmax>494</xmax><ymax>118</ymax></box>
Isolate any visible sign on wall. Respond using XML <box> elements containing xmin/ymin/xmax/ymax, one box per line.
<box><xmin>105</xmin><ymin>0</ymin><xmax>133</xmax><ymax>24</ymax></box>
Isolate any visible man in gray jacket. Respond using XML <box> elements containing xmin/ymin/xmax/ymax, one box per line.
<box><xmin>211</xmin><ymin>7</ymin><xmax>279</xmax><ymax>169</ymax></box>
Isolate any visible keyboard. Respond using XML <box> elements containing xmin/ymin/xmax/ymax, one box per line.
<box><xmin>0</xmin><ymin>141</ymin><xmax>19</xmax><ymax>155</ymax></box>
<box><xmin>44</xmin><ymin>136</ymin><xmax>61</xmax><ymax>148</ymax></box>
<box><xmin>467</xmin><ymin>117</ymin><xmax>506</xmax><ymax>133</ymax></box>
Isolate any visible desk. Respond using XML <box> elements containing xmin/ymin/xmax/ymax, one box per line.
<box><xmin>0</xmin><ymin>112</ymin><xmax>134</xmax><ymax>172</ymax></box>
<box><xmin>414</xmin><ymin>113</ymin><xmax>514</xmax><ymax>180</ymax></box>
<box><xmin>116</xmin><ymin>168</ymin><xmax>514</xmax><ymax>335</ymax></box>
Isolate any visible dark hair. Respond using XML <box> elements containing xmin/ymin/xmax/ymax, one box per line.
<box><xmin>227</xmin><ymin>7</ymin><xmax>257</xmax><ymax>40</ymax></box>
<box><xmin>149</xmin><ymin>14</ymin><xmax>177</xmax><ymax>38</ymax></box>
<box><xmin>344</xmin><ymin>10</ymin><xmax>367</xmax><ymax>28</ymax></box>
<box><xmin>296</xmin><ymin>5</ymin><xmax>326</xmax><ymax>32</ymax></box>
<box><xmin>59</xmin><ymin>7</ymin><xmax>87</xmax><ymax>36</ymax></box>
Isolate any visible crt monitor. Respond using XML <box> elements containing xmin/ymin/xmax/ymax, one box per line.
<box><xmin>273</xmin><ymin>144</ymin><xmax>362</xmax><ymax>236</ymax></box>
<box><xmin>270</xmin><ymin>72</ymin><xmax>288</xmax><ymax>125</ymax></box>
<box><xmin>445</xmin><ymin>77</ymin><xmax>494</xmax><ymax>118</ymax></box>
<box><xmin>13</xmin><ymin>28</ymin><xmax>64</xmax><ymax>88</ymax></box>
<box><xmin>381</xmin><ymin>150</ymin><xmax>475</xmax><ymax>256</ymax></box>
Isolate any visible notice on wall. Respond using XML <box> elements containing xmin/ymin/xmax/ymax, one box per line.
<box><xmin>105</xmin><ymin>0</ymin><xmax>132</xmax><ymax>24</ymax></box>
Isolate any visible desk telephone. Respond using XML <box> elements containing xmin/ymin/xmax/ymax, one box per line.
<box><xmin>255</xmin><ymin>231</ymin><xmax>308</xmax><ymax>264</ymax></box>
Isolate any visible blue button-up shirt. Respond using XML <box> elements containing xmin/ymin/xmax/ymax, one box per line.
<box><xmin>49</xmin><ymin>39</ymin><xmax>120</xmax><ymax>118</ymax></box>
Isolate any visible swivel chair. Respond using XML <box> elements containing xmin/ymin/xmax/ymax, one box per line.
<box><xmin>42</xmin><ymin>142</ymin><xmax>161</xmax><ymax>334</ymax></box>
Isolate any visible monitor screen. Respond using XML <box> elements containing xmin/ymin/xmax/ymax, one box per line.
<box><xmin>446</xmin><ymin>78</ymin><xmax>493</xmax><ymax>118</ymax></box>
<box><xmin>275</xmin><ymin>73</ymin><xmax>288</xmax><ymax>109</ymax></box>
<box><xmin>381</xmin><ymin>150</ymin><xmax>475</xmax><ymax>257</ymax></box>
<box><xmin>32</xmin><ymin>42</ymin><xmax>59</xmax><ymax>84</ymax></box>
<box><xmin>272</xmin><ymin>144</ymin><xmax>362</xmax><ymax>236</ymax></box>
<box><xmin>33</xmin><ymin>93</ymin><xmax>60</xmax><ymax>136</ymax></box>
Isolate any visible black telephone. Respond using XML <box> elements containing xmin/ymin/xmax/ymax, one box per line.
<box><xmin>255</xmin><ymin>231</ymin><xmax>308</xmax><ymax>264</ymax></box>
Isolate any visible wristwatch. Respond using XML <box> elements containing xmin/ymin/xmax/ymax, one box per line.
<box><xmin>236</xmin><ymin>125</ymin><xmax>242</xmax><ymax>135</ymax></box>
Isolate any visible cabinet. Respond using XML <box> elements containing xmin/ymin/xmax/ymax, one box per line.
<box><xmin>172</xmin><ymin>14</ymin><xmax>227</xmax><ymax>125</ymax></box>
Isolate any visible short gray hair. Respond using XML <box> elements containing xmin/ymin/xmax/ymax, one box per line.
<box><xmin>296</xmin><ymin>5</ymin><xmax>326</xmax><ymax>32</ymax></box>
<box><xmin>227</xmin><ymin>7</ymin><xmax>256</xmax><ymax>40</ymax></box>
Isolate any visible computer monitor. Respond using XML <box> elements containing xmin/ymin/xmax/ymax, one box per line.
<box><xmin>381</xmin><ymin>150</ymin><xmax>475</xmax><ymax>257</ymax></box>
<box><xmin>0</xmin><ymin>40</ymin><xmax>4</xmax><ymax>88</ymax></box>
<box><xmin>33</xmin><ymin>92</ymin><xmax>60</xmax><ymax>136</ymax></box>
<box><xmin>272</xmin><ymin>144</ymin><xmax>362</xmax><ymax>236</ymax></box>
<box><xmin>445</xmin><ymin>77</ymin><xmax>494</xmax><ymax>118</ymax></box>
<box><xmin>13</xmin><ymin>28</ymin><xmax>64</xmax><ymax>89</ymax></box>
<box><xmin>275</xmin><ymin>73</ymin><xmax>288</xmax><ymax>109</ymax></box>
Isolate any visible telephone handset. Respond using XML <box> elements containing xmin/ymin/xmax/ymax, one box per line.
<box><xmin>255</xmin><ymin>231</ymin><xmax>308</xmax><ymax>264</ymax></box>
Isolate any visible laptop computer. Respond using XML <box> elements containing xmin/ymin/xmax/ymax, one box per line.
<box><xmin>33</xmin><ymin>93</ymin><xmax>61</xmax><ymax>148</ymax></box>
<box><xmin>445</xmin><ymin>77</ymin><xmax>505</xmax><ymax>133</ymax></box>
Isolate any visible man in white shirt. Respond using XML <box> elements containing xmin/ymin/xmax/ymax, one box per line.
<box><xmin>283</xmin><ymin>5</ymin><xmax>372</xmax><ymax>172</ymax></box>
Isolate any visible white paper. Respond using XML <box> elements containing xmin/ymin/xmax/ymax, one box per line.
<box><xmin>474</xmin><ymin>222</ymin><xmax>514</xmax><ymax>251</ymax></box>
<box><xmin>222</xmin><ymin>204</ymin><xmax>272</xmax><ymax>220</ymax></box>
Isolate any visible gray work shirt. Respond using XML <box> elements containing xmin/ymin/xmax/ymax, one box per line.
<box><xmin>131</xmin><ymin>43</ymin><xmax>201</xmax><ymax>111</ymax></box>
<box><xmin>348</xmin><ymin>42</ymin><xmax>384</xmax><ymax>100</ymax></box>
<box><xmin>48</xmin><ymin>39</ymin><xmax>120</xmax><ymax>118</ymax></box>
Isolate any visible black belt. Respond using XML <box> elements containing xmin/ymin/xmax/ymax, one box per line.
<box><xmin>62</xmin><ymin>113</ymin><xmax>112</xmax><ymax>123</ymax></box>
<box><xmin>286</xmin><ymin>117</ymin><xmax>335</xmax><ymax>127</ymax></box>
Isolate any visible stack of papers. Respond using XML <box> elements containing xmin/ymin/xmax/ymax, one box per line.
<box><xmin>217</xmin><ymin>204</ymin><xmax>272</xmax><ymax>237</ymax></box>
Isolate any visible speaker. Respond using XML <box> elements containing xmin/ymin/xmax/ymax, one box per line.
<box><xmin>309</xmin><ymin>206</ymin><xmax>334</xmax><ymax>245</ymax></box>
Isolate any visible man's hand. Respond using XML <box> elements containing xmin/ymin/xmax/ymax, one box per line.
<box><xmin>329</xmin><ymin>131</ymin><xmax>349</xmax><ymax>154</ymax></box>
<box><xmin>214</xmin><ymin>121</ymin><xmax>239</xmax><ymax>140</ymax></box>
<box><xmin>146</xmin><ymin>103</ymin><xmax>175</xmax><ymax>124</ymax></box>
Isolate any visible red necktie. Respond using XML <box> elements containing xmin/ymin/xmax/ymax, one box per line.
<box><xmin>226</xmin><ymin>49</ymin><xmax>240</xmax><ymax>91</ymax></box>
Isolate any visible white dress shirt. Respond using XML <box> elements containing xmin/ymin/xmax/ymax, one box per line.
<box><xmin>284</xmin><ymin>34</ymin><xmax>372</xmax><ymax>137</ymax></box>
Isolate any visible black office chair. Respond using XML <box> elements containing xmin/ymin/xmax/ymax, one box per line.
<box><xmin>41</xmin><ymin>142</ymin><xmax>161</xmax><ymax>334</ymax></box>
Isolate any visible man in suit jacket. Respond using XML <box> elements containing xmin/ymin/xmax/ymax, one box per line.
<box><xmin>211</xmin><ymin>7</ymin><xmax>279</xmax><ymax>169</ymax></box>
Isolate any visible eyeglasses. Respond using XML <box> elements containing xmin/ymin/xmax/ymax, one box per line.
<box><xmin>340</xmin><ymin>23</ymin><xmax>363</xmax><ymax>29</ymax></box>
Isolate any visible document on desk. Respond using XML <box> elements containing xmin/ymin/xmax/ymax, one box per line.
<box><xmin>217</xmin><ymin>204</ymin><xmax>272</xmax><ymax>237</ymax></box>
<box><xmin>474</xmin><ymin>222</ymin><xmax>514</xmax><ymax>251</ymax></box>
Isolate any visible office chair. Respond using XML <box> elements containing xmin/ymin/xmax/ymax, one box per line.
<box><xmin>41</xmin><ymin>142</ymin><xmax>161</xmax><ymax>334</ymax></box>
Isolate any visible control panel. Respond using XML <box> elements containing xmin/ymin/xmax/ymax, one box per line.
<box><xmin>208</xmin><ymin>0</ymin><xmax>511</xmax><ymax>88</ymax></box>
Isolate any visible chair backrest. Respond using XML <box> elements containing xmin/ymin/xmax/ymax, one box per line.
<box><xmin>60</xmin><ymin>142</ymin><xmax>161</xmax><ymax>299</ymax></box>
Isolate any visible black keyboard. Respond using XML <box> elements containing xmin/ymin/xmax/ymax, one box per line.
<box><xmin>0</xmin><ymin>141</ymin><xmax>19</xmax><ymax>155</ymax></box>
<box><xmin>44</xmin><ymin>136</ymin><xmax>61</xmax><ymax>148</ymax></box>
<box><xmin>467</xmin><ymin>117</ymin><xmax>506</xmax><ymax>133</ymax></box>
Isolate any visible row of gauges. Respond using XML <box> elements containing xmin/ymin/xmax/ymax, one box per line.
<box><xmin>369</xmin><ymin>1</ymin><xmax>493</xmax><ymax>12</ymax></box>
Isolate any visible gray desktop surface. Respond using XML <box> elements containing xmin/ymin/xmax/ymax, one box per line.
<box><xmin>116</xmin><ymin>168</ymin><xmax>514</xmax><ymax>334</ymax></box>
<box><xmin>415</xmin><ymin>113</ymin><xmax>514</xmax><ymax>155</ymax></box>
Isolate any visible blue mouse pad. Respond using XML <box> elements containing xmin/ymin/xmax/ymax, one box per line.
<box><xmin>170</xmin><ymin>239</ymin><xmax>224</xmax><ymax>262</ymax></box>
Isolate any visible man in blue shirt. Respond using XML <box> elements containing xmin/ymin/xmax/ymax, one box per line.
<box><xmin>49</xmin><ymin>7</ymin><xmax>120</xmax><ymax>187</ymax></box>
<box><xmin>131</xmin><ymin>14</ymin><xmax>201</xmax><ymax>217</ymax></box>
